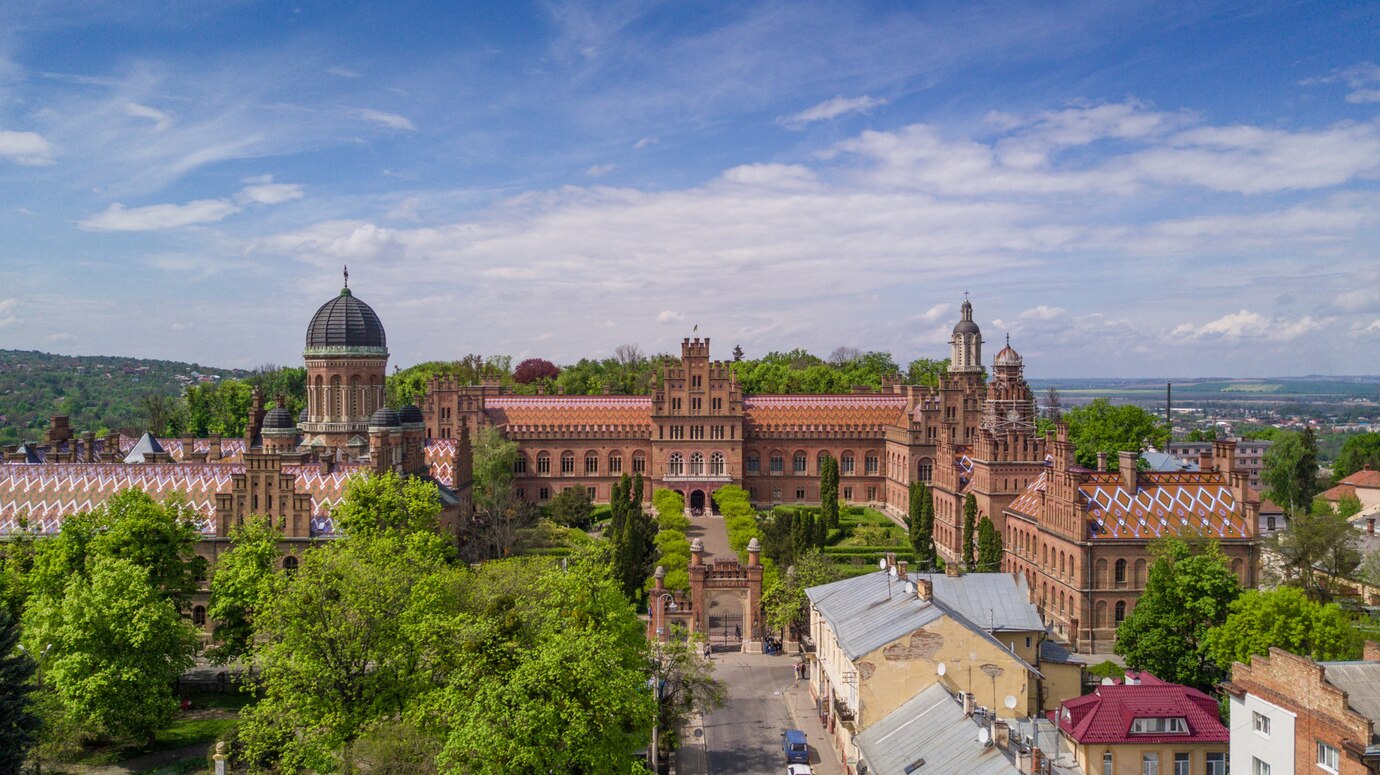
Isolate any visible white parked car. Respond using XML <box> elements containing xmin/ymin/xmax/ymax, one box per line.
<box><xmin>787</xmin><ymin>765</ymin><xmax>814</xmax><ymax>775</ymax></box>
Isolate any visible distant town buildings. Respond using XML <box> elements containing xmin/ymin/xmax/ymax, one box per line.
<box><xmin>1167</xmin><ymin>439</ymin><xmax>1272</xmax><ymax>491</ymax></box>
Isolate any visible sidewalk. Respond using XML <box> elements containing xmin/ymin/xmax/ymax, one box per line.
<box><xmin>782</xmin><ymin>673</ymin><xmax>845</xmax><ymax>775</ymax></box>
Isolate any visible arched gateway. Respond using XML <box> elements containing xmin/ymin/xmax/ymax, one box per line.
<box><xmin>647</xmin><ymin>537</ymin><xmax>764</xmax><ymax>653</ymax></box>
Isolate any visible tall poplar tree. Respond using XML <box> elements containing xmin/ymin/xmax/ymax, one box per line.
<box><xmin>819</xmin><ymin>454</ymin><xmax>839</xmax><ymax>534</ymax></box>
<box><xmin>0</xmin><ymin>605</ymin><xmax>39</xmax><ymax>774</ymax></box>
<box><xmin>909</xmin><ymin>483</ymin><xmax>937</xmax><ymax>571</ymax></box>
<box><xmin>975</xmin><ymin>516</ymin><xmax>1003</xmax><ymax>572</ymax></box>
<box><xmin>962</xmin><ymin>494</ymin><xmax>978</xmax><ymax>571</ymax></box>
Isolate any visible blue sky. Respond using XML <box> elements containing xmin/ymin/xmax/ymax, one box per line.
<box><xmin>0</xmin><ymin>1</ymin><xmax>1378</xmax><ymax>377</ymax></box>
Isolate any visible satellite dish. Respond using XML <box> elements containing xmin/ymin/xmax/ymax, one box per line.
<box><xmin>889</xmin><ymin>566</ymin><xmax>897</xmax><ymax>578</ymax></box>
<box><xmin>1005</xmin><ymin>695</ymin><xmax>1018</xmax><ymax>710</ymax></box>
<box><xmin>978</xmin><ymin>728</ymin><xmax>991</xmax><ymax>746</ymax></box>
<box><xmin>878</xmin><ymin>558</ymin><xmax>887</xmax><ymax>570</ymax></box>
<box><xmin>904</xmin><ymin>582</ymin><xmax>915</xmax><ymax>595</ymax></box>
<box><xmin>937</xmin><ymin>662</ymin><xmax>947</xmax><ymax>676</ymax></box>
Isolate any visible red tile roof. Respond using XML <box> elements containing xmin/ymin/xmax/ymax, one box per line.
<box><xmin>1340</xmin><ymin>467</ymin><xmax>1380</xmax><ymax>489</ymax></box>
<box><xmin>1059</xmin><ymin>678</ymin><xmax>1227</xmax><ymax>745</ymax></box>
<box><xmin>1319</xmin><ymin>484</ymin><xmax>1358</xmax><ymax>502</ymax></box>
<box><xmin>743</xmin><ymin>395</ymin><xmax>906</xmax><ymax>431</ymax></box>
<box><xmin>483</xmin><ymin>396</ymin><xmax>652</xmax><ymax>431</ymax></box>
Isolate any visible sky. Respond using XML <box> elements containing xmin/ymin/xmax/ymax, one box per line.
<box><xmin>0</xmin><ymin>1</ymin><xmax>1378</xmax><ymax>378</ymax></box>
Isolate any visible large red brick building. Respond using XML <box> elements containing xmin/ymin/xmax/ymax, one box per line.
<box><xmin>1</xmin><ymin>282</ymin><xmax>1261</xmax><ymax>650</ymax></box>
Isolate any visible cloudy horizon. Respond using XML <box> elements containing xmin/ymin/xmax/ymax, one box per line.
<box><xmin>0</xmin><ymin>1</ymin><xmax>1377</xmax><ymax>378</ymax></box>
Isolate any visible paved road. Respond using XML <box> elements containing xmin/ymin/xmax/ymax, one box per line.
<box><xmin>685</xmin><ymin>512</ymin><xmax>734</xmax><ymax>561</ymax></box>
<box><xmin>684</xmin><ymin>653</ymin><xmax>843</xmax><ymax>775</ymax></box>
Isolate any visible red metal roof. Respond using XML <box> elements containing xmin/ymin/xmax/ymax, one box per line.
<box><xmin>1058</xmin><ymin>678</ymin><xmax>1227</xmax><ymax>745</ymax></box>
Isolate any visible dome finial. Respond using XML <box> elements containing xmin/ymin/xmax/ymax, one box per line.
<box><xmin>1006</xmin><ymin>332</ymin><xmax>1010</xmax><ymax>347</ymax></box>
<box><xmin>343</xmin><ymin>264</ymin><xmax>349</xmax><ymax>289</ymax></box>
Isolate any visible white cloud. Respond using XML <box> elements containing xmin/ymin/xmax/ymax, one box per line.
<box><xmin>634</xmin><ymin>136</ymin><xmax>658</xmax><ymax>149</ymax></box>
<box><xmin>779</xmin><ymin>95</ymin><xmax>887</xmax><ymax>129</ymax></box>
<box><xmin>1172</xmin><ymin>310</ymin><xmax>1322</xmax><ymax>342</ymax></box>
<box><xmin>0</xmin><ymin>130</ymin><xmax>54</xmax><ymax>165</ymax></box>
<box><xmin>718</xmin><ymin>163</ymin><xmax>818</xmax><ymax>189</ymax></box>
<box><xmin>124</xmin><ymin>102</ymin><xmax>171</xmax><ymax>131</ymax></box>
<box><xmin>657</xmin><ymin>311</ymin><xmax>684</xmax><ymax>323</ymax></box>
<box><xmin>236</xmin><ymin>182</ymin><xmax>304</xmax><ymax>205</ymax></box>
<box><xmin>1020</xmin><ymin>305</ymin><xmax>1068</xmax><ymax>321</ymax></box>
<box><xmin>45</xmin><ymin>332</ymin><xmax>76</xmax><ymax>343</ymax></box>
<box><xmin>1365</xmin><ymin>319</ymin><xmax>1380</xmax><ymax>333</ymax></box>
<box><xmin>255</xmin><ymin>221</ymin><xmax>406</xmax><ymax>263</ymax></box>
<box><xmin>79</xmin><ymin>199</ymin><xmax>241</xmax><ymax>231</ymax></box>
<box><xmin>354</xmin><ymin>108</ymin><xmax>416</xmax><ymax>131</ymax></box>
<box><xmin>585</xmin><ymin>164</ymin><xmax>615</xmax><ymax>177</ymax></box>
<box><xmin>326</xmin><ymin>66</ymin><xmax>361</xmax><ymax>78</ymax></box>
<box><xmin>0</xmin><ymin>298</ymin><xmax>16</xmax><ymax>328</ymax></box>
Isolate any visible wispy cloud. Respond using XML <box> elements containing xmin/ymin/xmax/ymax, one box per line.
<box><xmin>80</xmin><ymin>179</ymin><xmax>302</xmax><ymax>231</ymax></box>
<box><xmin>1172</xmin><ymin>310</ymin><xmax>1322</xmax><ymax>342</ymax></box>
<box><xmin>354</xmin><ymin>108</ymin><xmax>415</xmax><ymax>131</ymax></box>
<box><xmin>585</xmin><ymin>164</ymin><xmax>615</xmax><ymax>177</ymax></box>
<box><xmin>1303</xmin><ymin>62</ymin><xmax>1380</xmax><ymax>104</ymax></box>
<box><xmin>0</xmin><ymin>298</ymin><xmax>16</xmax><ymax>328</ymax></box>
<box><xmin>0</xmin><ymin>130</ymin><xmax>54</xmax><ymax>165</ymax></box>
<box><xmin>79</xmin><ymin>199</ymin><xmax>241</xmax><ymax>231</ymax></box>
<box><xmin>124</xmin><ymin>102</ymin><xmax>171</xmax><ymax>131</ymax></box>
<box><xmin>779</xmin><ymin>95</ymin><xmax>886</xmax><ymax>129</ymax></box>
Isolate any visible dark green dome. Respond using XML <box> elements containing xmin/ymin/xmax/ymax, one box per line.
<box><xmin>305</xmin><ymin>288</ymin><xmax>386</xmax><ymax>351</ymax></box>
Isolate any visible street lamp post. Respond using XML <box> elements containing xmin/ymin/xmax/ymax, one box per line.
<box><xmin>651</xmin><ymin>591</ymin><xmax>677</xmax><ymax>774</ymax></box>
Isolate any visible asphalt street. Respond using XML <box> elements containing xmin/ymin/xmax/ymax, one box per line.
<box><xmin>693</xmin><ymin>652</ymin><xmax>843</xmax><ymax>775</ymax></box>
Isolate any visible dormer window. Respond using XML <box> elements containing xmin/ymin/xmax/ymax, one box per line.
<box><xmin>1129</xmin><ymin>717</ymin><xmax>1188</xmax><ymax>734</ymax></box>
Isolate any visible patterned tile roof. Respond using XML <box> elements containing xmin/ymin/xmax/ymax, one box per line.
<box><xmin>1058</xmin><ymin>679</ymin><xmax>1227</xmax><ymax>745</ymax></box>
<box><xmin>483</xmin><ymin>396</ymin><xmax>653</xmax><ymax>431</ymax></box>
<box><xmin>425</xmin><ymin>439</ymin><xmax>456</xmax><ymax>487</ymax></box>
<box><xmin>6</xmin><ymin>437</ymin><xmax>250</xmax><ymax>466</ymax></box>
<box><xmin>0</xmin><ymin>462</ymin><xmax>366</xmax><ymax>537</ymax></box>
<box><xmin>743</xmin><ymin>394</ymin><xmax>906</xmax><ymax>430</ymax></box>
<box><xmin>1007</xmin><ymin>469</ymin><xmax>1251</xmax><ymax>540</ymax></box>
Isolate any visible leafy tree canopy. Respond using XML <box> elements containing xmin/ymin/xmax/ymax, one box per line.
<box><xmin>1335</xmin><ymin>432</ymin><xmax>1380</xmax><ymax>481</ymax></box>
<box><xmin>1114</xmin><ymin>539</ymin><xmax>1242</xmax><ymax>691</ymax></box>
<box><xmin>1262</xmin><ymin>429</ymin><xmax>1321</xmax><ymax>515</ymax></box>
<box><xmin>1063</xmin><ymin>398</ymin><xmax>1170</xmax><ymax>469</ymax></box>
<box><xmin>22</xmin><ymin>556</ymin><xmax>199</xmax><ymax>745</ymax></box>
<box><xmin>0</xmin><ymin>605</ymin><xmax>40</xmax><ymax>773</ymax></box>
<box><xmin>1204</xmin><ymin>587</ymin><xmax>1362</xmax><ymax>670</ymax></box>
<box><xmin>206</xmin><ymin>516</ymin><xmax>283</xmax><ymax>665</ymax></box>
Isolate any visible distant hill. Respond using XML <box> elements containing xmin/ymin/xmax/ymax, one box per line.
<box><xmin>0</xmin><ymin>350</ymin><xmax>248</xmax><ymax>446</ymax></box>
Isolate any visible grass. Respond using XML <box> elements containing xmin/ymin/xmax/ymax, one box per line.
<box><xmin>72</xmin><ymin>714</ymin><xmax>236</xmax><ymax>766</ymax></box>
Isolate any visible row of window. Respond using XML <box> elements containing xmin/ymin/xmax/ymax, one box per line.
<box><xmin>1104</xmin><ymin>751</ymin><xmax>1224</xmax><ymax>775</ymax></box>
<box><xmin>749</xmin><ymin>485</ymin><xmax>878</xmax><ymax>503</ymax></box>
<box><xmin>667</xmin><ymin>396</ymin><xmax>725</xmax><ymax>412</ymax></box>
<box><xmin>665</xmin><ymin>423</ymin><xmax>731</xmax><ymax>439</ymax></box>
<box><xmin>744</xmin><ymin>451</ymin><xmax>889</xmax><ymax>476</ymax></box>
<box><xmin>520</xmin><ymin>451</ymin><xmax>649</xmax><ymax>476</ymax></box>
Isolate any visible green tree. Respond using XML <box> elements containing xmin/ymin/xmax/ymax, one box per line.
<box><xmin>1186</xmin><ymin>428</ymin><xmax>1218</xmax><ymax>442</ymax></box>
<box><xmin>548</xmin><ymin>485</ymin><xmax>595</xmax><ymax>529</ymax></box>
<box><xmin>1336</xmin><ymin>492</ymin><xmax>1364</xmax><ymax>519</ymax></box>
<box><xmin>333</xmin><ymin>470</ymin><xmax>444</xmax><ymax>541</ymax></box>
<box><xmin>651</xmin><ymin>627</ymin><xmax>726</xmax><ymax>762</ymax></box>
<box><xmin>819</xmin><ymin>454</ymin><xmax>839</xmax><ymax>534</ymax></box>
<box><xmin>610</xmin><ymin>474</ymin><xmax>657</xmax><ymax>605</ymax></box>
<box><xmin>429</xmin><ymin>554</ymin><xmax>655</xmax><ymax>775</ymax></box>
<box><xmin>962</xmin><ymin>494</ymin><xmax>978</xmax><ymax>571</ymax></box>
<box><xmin>471</xmin><ymin>425</ymin><xmax>519</xmax><ymax>519</ymax></box>
<box><xmin>23</xmin><ymin>556</ymin><xmax>199</xmax><ymax>744</ymax></box>
<box><xmin>1063</xmin><ymin>398</ymin><xmax>1170</xmax><ymax>469</ymax></box>
<box><xmin>1335</xmin><ymin>433</ymin><xmax>1380</xmax><ymax>481</ymax></box>
<box><xmin>0</xmin><ymin>605</ymin><xmax>40</xmax><ymax>774</ymax></box>
<box><xmin>236</xmin><ymin>533</ymin><xmax>450</xmax><ymax>770</ymax></box>
<box><xmin>909</xmin><ymin>483</ymin><xmax>937</xmax><ymax>571</ymax></box>
<box><xmin>1262</xmin><ymin>429</ymin><xmax>1321</xmax><ymax>515</ymax></box>
<box><xmin>0</xmin><ymin>515</ymin><xmax>41</xmax><ymax>621</ymax></box>
<box><xmin>27</xmin><ymin>489</ymin><xmax>203</xmax><ymax>612</ymax></box>
<box><xmin>762</xmin><ymin>550</ymin><xmax>844</xmax><ymax>637</ymax></box>
<box><xmin>205</xmin><ymin>516</ymin><xmax>282</xmax><ymax>665</ymax></box>
<box><xmin>1271</xmin><ymin>505</ymin><xmax>1362</xmax><ymax>600</ymax></box>
<box><xmin>906</xmin><ymin>358</ymin><xmax>949</xmax><ymax>387</ymax></box>
<box><xmin>975</xmin><ymin>516</ymin><xmax>1003</xmax><ymax>573</ymax></box>
<box><xmin>1204</xmin><ymin>587</ymin><xmax>1362</xmax><ymax>670</ymax></box>
<box><xmin>1113</xmin><ymin>539</ymin><xmax>1241</xmax><ymax>690</ymax></box>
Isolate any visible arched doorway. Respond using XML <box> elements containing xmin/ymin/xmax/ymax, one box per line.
<box><xmin>689</xmin><ymin>489</ymin><xmax>706</xmax><ymax>515</ymax></box>
<box><xmin>705</xmin><ymin>592</ymin><xmax>745</xmax><ymax>651</ymax></box>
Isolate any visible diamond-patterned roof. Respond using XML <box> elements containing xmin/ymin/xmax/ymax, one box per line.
<box><xmin>0</xmin><ymin>462</ymin><xmax>363</xmax><ymax>537</ymax></box>
<box><xmin>1007</xmin><ymin>469</ymin><xmax>1250</xmax><ymax>540</ymax></box>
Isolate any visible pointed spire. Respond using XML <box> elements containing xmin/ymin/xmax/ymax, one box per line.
<box><xmin>343</xmin><ymin>264</ymin><xmax>349</xmax><ymax>289</ymax></box>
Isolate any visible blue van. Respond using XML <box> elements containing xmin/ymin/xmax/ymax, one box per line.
<box><xmin>782</xmin><ymin>729</ymin><xmax>809</xmax><ymax>763</ymax></box>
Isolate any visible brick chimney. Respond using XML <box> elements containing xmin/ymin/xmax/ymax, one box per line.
<box><xmin>1364</xmin><ymin>641</ymin><xmax>1380</xmax><ymax>661</ymax></box>
<box><xmin>1096</xmin><ymin>452</ymin><xmax>1107</xmax><ymax>472</ymax></box>
<box><xmin>1118</xmin><ymin>451</ymin><xmax>1139</xmax><ymax>491</ymax></box>
<box><xmin>897</xmin><ymin>560</ymin><xmax>908</xmax><ymax>580</ymax></box>
<box><xmin>1198</xmin><ymin>449</ymin><xmax>1214</xmax><ymax>473</ymax></box>
<box><xmin>917</xmin><ymin>577</ymin><xmax>933</xmax><ymax>602</ymax></box>
<box><xmin>945</xmin><ymin>562</ymin><xmax>961</xmax><ymax>577</ymax></box>
<box><xmin>1212</xmin><ymin>440</ymin><xmax>1237</xmax><ymax>476</ymax></box>
<box><xmin>208</xmin><ymin>435</ymin><xmax>222</xmax><ymax>461</ymax></box>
